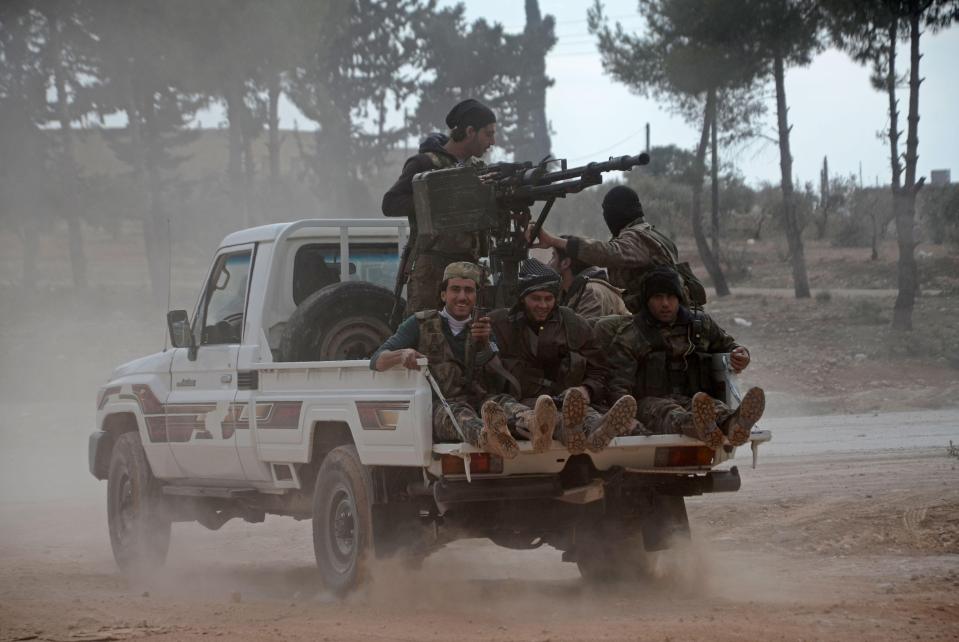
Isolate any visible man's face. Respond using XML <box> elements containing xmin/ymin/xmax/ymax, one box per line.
<box><xmin>440</xmin><ymin>277</ymin><xmax>477</xmax><ymax>320</ymax></box>
<box><xmin>647</xmin><ymin>293</ymin><xmax>680</xmax><ymax>323</ymax></box>
<box><xmin>547</xmin><ymin>249</ymin><xmax>570</xmax><ymax>277</ymax></box>
<box><xmin>523</xmin><ymin>290</ymin><xmax>556</xmax><ymax>323</ymax></box>
<box><xmin>465</xmin><ymin>123</ymin><xmax>496</xmax><ymax>157</ymax></box>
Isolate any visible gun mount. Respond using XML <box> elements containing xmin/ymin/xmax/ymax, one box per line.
<box><xmin>411</xmin><ymin>152</ymin><xmax>650</xmax><ymax>308</ymax></box>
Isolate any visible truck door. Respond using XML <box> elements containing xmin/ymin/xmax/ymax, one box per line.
<box><xmin>166</xmin><ymin>246</ymin><xmax>253</xmax><ymax>481</ymax></box>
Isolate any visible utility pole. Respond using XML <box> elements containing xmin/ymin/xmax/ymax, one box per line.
<box><xmin>645</xmin><ymin>123</ymin><xmax>650</xmax><ymax>153</ymax></box>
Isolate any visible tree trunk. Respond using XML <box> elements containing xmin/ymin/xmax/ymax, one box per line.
<box><xmin>137</xmin><ymin>87</ymin><xmax>170</xmax><ymax>307</ymax></box>
<box><xmin>691</xmin><ymin>89</ymin><xmax>730</xmax><ymax>297</ymax></box>
<box><xmin>125</xmin><ymin>69</ymin><xmax>161</xmax><ymax>300</ymax></box>
<box><xmin>710</xmin><ymin>101</ymin><xmax>720</xmax><ymax>258</ymax></box>
<box><xmin>225</xmin><ymin>79</ymin><xmax>250</xmax><ymax>226</ymax></box>
<box><xmin>773</xmin><ymin>53</ymin><xmax>811</xmax><ymax>298</ymax></box>
<box><xmin>892</xmin><ymin>5</ymin><xmax>921</xmax><ymax>330</ymax></box>
<box><xmin>267</xmin><ymin>74</ymin><xmax>281</xmax><ymax>187</ymax></box>
<box><xmin>48</xmin><ymin>10</ymin><xmax>87</xmax><ymax>289</ymax></box>
<box><xmin>816</xmin><ymin>156</ymin><xmax>829</xmax><ymax>240</ymax></box>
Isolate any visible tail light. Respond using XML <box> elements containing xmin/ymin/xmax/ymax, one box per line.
<box><xmin>441</xmin><ymin>453</ymin><xmax>503</xmax><ymax>475</ymax></box>
<box><xmin>654</xmin><ymin>446</ymin><xmax>714</xmax><ymax>467</ymax></box>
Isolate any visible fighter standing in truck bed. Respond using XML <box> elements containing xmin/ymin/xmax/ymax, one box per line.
<box><xmin>382</xmin><ymin>99</ymin><xmax>497</xmax><ymax>315</ymax></box>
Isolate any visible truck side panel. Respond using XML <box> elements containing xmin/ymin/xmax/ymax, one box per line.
<box><xmin>251</xmin><ymin>363</ymin><xmax>433</xmax><ymax>471</ymax></box>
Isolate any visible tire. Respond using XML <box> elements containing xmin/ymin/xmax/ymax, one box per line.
<box><xmin>312</xmin><ymin>445</ymin><xmax>374</xmax><ymax>595</ymax></box>
<box><xmin>280</xmin><ymin>281</ymin><xmax>400</xmax><ymax>362</ymax></box>
<box><xmin>107</xmin><ymin>431</ymin><xmax>171</xmax><ymax>574</ymax></box>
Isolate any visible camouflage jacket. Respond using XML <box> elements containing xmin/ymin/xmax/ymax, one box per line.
<box><xmin>562</xmin><ymin>267</ymin><xmax>629</xmax><ymax>321</ymax></box>
<box><xmin>381</xmin><ymin>137</ymin><xmax>485</xmax><ymax>258</ymax></box>
<box><xmin>595</xmin><ymin>308</ymin><xmax>740</xmax><ymax>401</ymax></box>
<box><xmin>489</xmin><ymin>305</ymin><xmax>607</xmax><ymax>403</ymax></box>
<box><xmin>370</xmin><ymin>310</ymin><xmax>496</xmax><ymax>402</ymax></box>
<box><xmin>564</xmin><ymin>219</ymin><xmax>678</xmax><ymax>299</ymax></box>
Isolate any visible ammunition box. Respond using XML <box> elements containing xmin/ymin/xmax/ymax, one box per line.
<box><xmin>412</xmin><ymin>166</ymin><xmax>497</xmax><ymax>243</ymax></box>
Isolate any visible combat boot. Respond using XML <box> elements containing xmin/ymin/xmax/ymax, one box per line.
<box><xmin>688</xmin><ymin>392</ymin><xmax>724</xmax><ymax>449</ymax></box>
<box><xmin>723</xmin><ymin>387</ymin><xmax>765</xmax><ymax>447</ymax></box>
<box><xmin>528</xmin><ymin>395</ymin><xmax>558</xmax><ymax>453</ymax></box>
<box><xmin>479</xmin><ymin>400</ymin><xmax>519</xmax><ymax>459</ymax></box>
<box><xmin>586</xmin><ymin>395</ymin><xmax>637</xmax><ymax>453</ymax></box>
<box><xmin>559</xmin><ymin>387</ymin><xmax>588</xmax><ymax>455</ymax></box>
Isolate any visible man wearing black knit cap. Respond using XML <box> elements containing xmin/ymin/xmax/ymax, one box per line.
<box><xmin>528</xmin><ymin>185</ymin><xmax>704</xmax><ymax>312</ymax></box>
<box><xmin>383</xmin><ymin>98</ymin><xmax>498</xmax><ymax>314</ymax></box>
<box><xmin>595</xmin><ymin>266</ymin><xmax>764</xmax><ymax>449</ymax></box>
<box><xmin>488</xmin><ymin>258</ymin><xmax>637</xmax><ymax>454</ymax></box>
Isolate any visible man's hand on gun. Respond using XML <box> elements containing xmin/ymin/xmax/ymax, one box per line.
<box><xmin>469</xmin><ymin>316</ymin><xmax>492</xmax><ymax>345</ymax></box>
<box><xmin>524</xmin><ymin>223</ymin><xmax>562</xmax><ymax>250</ymax></box>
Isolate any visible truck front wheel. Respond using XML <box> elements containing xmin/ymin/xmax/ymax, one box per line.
<box><xmin>312</xmin><ymin>445</ymin><xmax>373</xmax><ymax>594</ymax></box>
<box><xmin>107</xmin><ymin>431</ymin><xmax>171</xmax><ymax>574</ymax></box>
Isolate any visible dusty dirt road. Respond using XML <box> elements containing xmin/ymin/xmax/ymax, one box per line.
<box><xmin>1</xmin><ymin>408</ymin><xmax>957</xmax><ymax>642</ymax></box>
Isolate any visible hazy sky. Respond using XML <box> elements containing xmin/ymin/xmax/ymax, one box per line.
<box><xmin>256</xmin><ymin>0</ymin><xmax>959</xmax><ymax>187</ymax></box>
<box><xmin>452</xmin><ymin>0</ymin><xmax>959</xmax><ymax>187</ymax></box>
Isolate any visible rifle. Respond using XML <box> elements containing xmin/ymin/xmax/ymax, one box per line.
<box><xmin>389</xmin><ymin>240</ymin><xmax>414</xmax><ymax>331</ymax></box>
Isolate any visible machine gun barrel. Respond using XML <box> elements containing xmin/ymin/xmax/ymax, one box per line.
<box><xmin>537</xmin><ymin>152</ymin><xmax>650</xmax><ymax>184</ymax></box>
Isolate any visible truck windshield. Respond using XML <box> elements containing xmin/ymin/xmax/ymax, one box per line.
<box><xmin>292</xmin><ymin>243</ymin><xmax>399</xmax><ymax>304</ymax></box>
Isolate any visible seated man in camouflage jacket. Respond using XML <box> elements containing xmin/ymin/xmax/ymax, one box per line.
<box><xmin>370</xmin><ymin>262</ymin><xmax>518</xmax><ymax>459</ymax></box>
<box><xmin>595</xmin><ymin>266</ymin><xmax>765</xmax><ymax>448</ymax></box>
<box><xmin>488</xmin><ymin>259</ymin><xmax>637</xmax><ymax>454</ymax></box>
<box><xmin>548</xmin><ymin>241</ymin><xmax>628</xmax><ymax>321</ymax></box>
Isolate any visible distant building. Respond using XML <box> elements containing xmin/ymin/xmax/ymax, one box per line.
<box><xmin>930</xmin><ymin>169</ymin><xmax>951</xmax><ymax>186</ymax></box>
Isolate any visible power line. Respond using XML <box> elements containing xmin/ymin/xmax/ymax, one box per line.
<box><xmin>568</xmin><ymin>126</ymin><xmax>648</xmax><ymax>163</ymax></box>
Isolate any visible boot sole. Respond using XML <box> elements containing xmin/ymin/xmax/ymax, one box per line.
<box><xmin>587</xmin><ymin>395</ymin><xmax>637</xmax><ymax>453</ymax></box>
<box><xmin>562</xmin><ymin>389</ymin><xmax>588</xmax><ymax>455</ymax></box>
<box><xmin>481</xmin><ymin>401</ymin><xmax>518</xmax><ymax>459</ymax></box>
<box><xmin>691</xmin><ymin>392</ymin><xmax>724</xmax><ymax>449</ymax></box>
<box><xmin>531</xmin><ymin>395</ymin><xmax>558</xmax><ymax>454</ymax></box>
<box><xmin>727</xmin><ymin>388</ymin><xmax>765</xmax><ymax>447</ymax></box>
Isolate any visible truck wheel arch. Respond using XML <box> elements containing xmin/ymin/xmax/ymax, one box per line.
<box><xmin>91</xmin><ymin>412</ymin><xmax>140</xmax><ymax>480</ymax></box>
<box><xmin>299</xmin><ymin>420</ymin><xmax>356</xmax><ymax>491</ymax></box>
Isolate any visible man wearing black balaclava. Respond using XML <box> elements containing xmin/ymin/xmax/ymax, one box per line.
<box><xmin>383</xmin><ymin>98</ymin><xmax>498</xmax><ymax>315</ymax></box>
<box><xmin>528</xmin><ymin>185</ymin><xmax>704</xmax><ymax>312</ymax></box>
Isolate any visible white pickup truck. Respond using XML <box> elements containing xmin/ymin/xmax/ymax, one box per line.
<box><xmin>89</xmin><ymin>218</ymin><xmax>770</xmax><ymax>593</ymax></box>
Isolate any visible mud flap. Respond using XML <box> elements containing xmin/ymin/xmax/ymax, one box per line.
<box><xmin>641</xmin><ymin>494</ymin><xmax>690</xmax><ymax>552</ymax></box>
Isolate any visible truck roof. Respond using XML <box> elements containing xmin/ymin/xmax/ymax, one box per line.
<box><xmin>220</xmin><ymin>218</ymin><xmax>409</xmax><ymax>247</ymax></box>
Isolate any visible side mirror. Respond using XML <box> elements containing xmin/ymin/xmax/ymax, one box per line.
<box><xmin>167</xmin><ymin>310</ymin><xmax>195</xmax><ymax>350</ymax></box>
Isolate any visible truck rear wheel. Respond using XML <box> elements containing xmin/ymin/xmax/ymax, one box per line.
<box><xmin>280</xmin><ymin>282</ymin><xmax>399</xmax><ymax>361</ymax></box>
<box><xmin>107</xmin><ymin>431</ymin><xmax>171</xmax><ymax>574</ymax></box>
<box><xmin>312</xmin><ymin>445</ymin><xmax>373</xmax><ymax>594</ymax></box>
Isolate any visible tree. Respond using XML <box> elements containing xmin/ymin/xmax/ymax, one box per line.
<box><xmin>409</xmin><ymin>4</ymin><xmax>524</xmax><ymax>154</ymax></box>
<box><xmin>829</xmin><ymin>0</ymin><xmax>958</xmax><ymax>327</ymax></box>
<box><xmin>288</xmin><ymin>0</ymin><xmax>420</xmax><ymax>216</ymax></box>
<box><xmin>746</xmin><ymin>0</ymin><xmax>823</xmax><ymax>299</ymax></box>
<box><xmin>38</xmin><ymin>0</ymin><xmax>98</xmax><ymax>289</ymax></box>
<box><xmin>85</xmin><ymin>0</ymin><xmax>202</xmax><ymax>302</ymax></box>
<box><xmin>0</xmin><ymin>2</ymin><xmax>50</xmax><ymax>288</ymax></box>
<box><xmin>589</xmin><ymin>0</ymin><xmax>767</xmax><ymax>297</ymax></box>
<box><xmin>511</xmin><ymin>0</ymin><xmax>556</xmax><ymax>162</ymax></box>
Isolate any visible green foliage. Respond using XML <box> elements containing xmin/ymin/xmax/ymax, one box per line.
<box><xmin>919</xmin><ymin>184</ymin><xmax>959</xmax><ymax>246</ymax></box>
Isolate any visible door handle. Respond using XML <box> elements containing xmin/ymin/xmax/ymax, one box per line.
<box><xmin>221</xmin><ymin>374</ymin><xmax>233</xmax><ymax>384</ymax></box>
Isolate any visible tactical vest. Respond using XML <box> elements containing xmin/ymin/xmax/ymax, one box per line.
<box><xmin>490</xmin><ymin>307</ymin><xmax>588</xmax><ymax>399</ymax></box>
<box><xmin>415</xmin><ymin>310</ymin><xmax>480</xmax><ymax>401</ymax></box>
<box><xmin>632</xmin><ymin>311</ymin><xmax>718</xmax><ymax>399</ymax></box>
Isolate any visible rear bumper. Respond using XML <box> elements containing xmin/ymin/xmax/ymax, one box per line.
<box><xmin>434</xmin><ymin>466</ymin><xmax>741</xmax><ymax>506</ymax></box>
